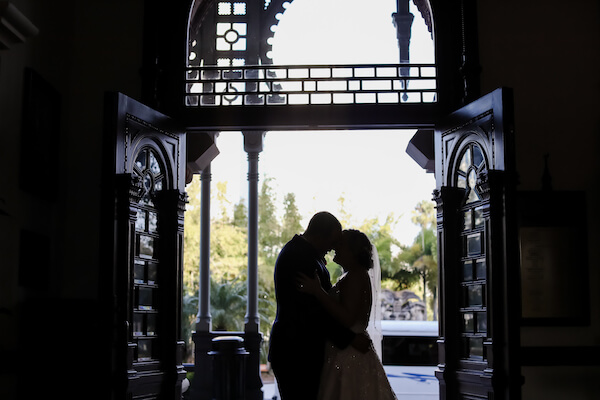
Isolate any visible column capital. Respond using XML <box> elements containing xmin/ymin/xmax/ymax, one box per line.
<box><xmin>242</xmin><ymin>131</ymin><xmax>266</xmax><ymax>153</ymax></box>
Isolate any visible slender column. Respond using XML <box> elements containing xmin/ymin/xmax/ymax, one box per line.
<box><xmin>242</xmin><ymin>131</ymin><xmax>265</xmax><ymax>333</ymax></box>
<box><xmin>242</xmin><ymin>131</ymin><xmax>265</xmax><ymax>400</ymax></box>
<box><xmin>191</xmin><ymin>162</ymin><xmax>215</xmax><ymax>400</ymax></box>
<box><xmin>196</xmin><ymin>163</ymin><xmax>212</xmax><ymax>332</ymax></box>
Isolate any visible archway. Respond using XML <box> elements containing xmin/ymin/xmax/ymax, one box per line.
<box><xmin>184</xmin><ymin>2</ymin><xmax>439</xmax><ymax>400</ymax></box>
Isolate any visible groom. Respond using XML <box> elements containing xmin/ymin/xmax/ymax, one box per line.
<box><xmin>268</xmin><ymin>211</ymin><xmax>369</xmax><ymax>400</ymax></box>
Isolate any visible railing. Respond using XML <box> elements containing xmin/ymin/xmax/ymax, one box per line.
<box><xmin>185</xmin><ymin>64</ymin><xmax>437</xmax><ymax>107</ymax></box>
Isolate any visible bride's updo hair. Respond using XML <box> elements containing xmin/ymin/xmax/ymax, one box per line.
<box><xmin>345</xmin><ymin>229</ymin><xmax>374</xmax><ymax>270</ymax></box>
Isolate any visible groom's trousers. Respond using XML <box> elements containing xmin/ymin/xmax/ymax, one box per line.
<box><xmin>271</xmin><ymin>358</ymin><xmax>320</xmax><ymax>400</ymax></box>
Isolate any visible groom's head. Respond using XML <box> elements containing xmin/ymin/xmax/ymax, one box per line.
<box><xmin>304</xmin><ymin>211</ymin><xmax>342</xmax><ymax>256</ymax></box>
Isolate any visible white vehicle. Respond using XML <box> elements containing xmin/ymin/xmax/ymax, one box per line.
<box><xmin>381</xmin><ymin>320</ymin><xmax>439</xmax><ymax>399</ymax></box>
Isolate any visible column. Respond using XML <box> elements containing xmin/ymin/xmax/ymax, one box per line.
<box><xmin>242</xmin><ymin>131</ymin><xmax>265</xmax><ymax>400</ymax></box>
<box><xmin>196</xmin><ymin>162</ymin><xmax>212</xmax><ymax>332</ymax></box>
<box><xmin>242</xmin><ymin>131</ymin><xmax>265</xmax><ymax>333</ymax></box>
<box><xmin>191</xmin><ymin>162</ymin><xmax>214</xmax><ymax>400</ymax></box>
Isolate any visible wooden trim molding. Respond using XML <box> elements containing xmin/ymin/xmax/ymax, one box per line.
<box><xmin>0</xmin><ymin>1</ymin><xmax>38</xmax><ymax>49</ymax></box>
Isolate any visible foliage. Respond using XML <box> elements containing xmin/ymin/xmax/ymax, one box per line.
<box><xmin>182</xmin><ymin>292</ymin><xmax>199</xmax><ymax>360</ymax></box>
<box><xmin>232</xmin><ymin>200</ymin><xmax>247</xmax><ymax>228</ymax></box>
<box><xmin>411</xmin><ymin>200</ymin><xmax>436</xmax><ymax>231</ymax></box>
<box><xmin>280</xmin><ymin>193</ymin><xmax>303</xmax><ymax>245</ymax></box>
<box><xmin>210</xmin><ymin>278</ymin><xmax>247</xmax><ymax>331</ymax></box>
<box><xmin>182</xmin><ymin>174</ymin><xmax>440</xmax><ymax>363</ymax></box>
<box><xmin>210</xmin><ymin>222</ymin><xmax>247</xmax><ymax>282</ymax></box>
<box><xmin>182</xmin><ymin>278</ymin><xmax>247</xmax><ymax>334</ymax></box>
<box><xmin>182</xmin><ymin>175</ymin><xmax>286</xmax><ymax>358</ymax></box>
<box><xmin>258</xmin><ymin>177</ymin><xmax>281</xmax><ymax>264</ymax></box>
<box><xmin>398</xmin><ymin>200</ymin><xmax>438</xmax><ymax>320</ymax></box>
<box><xmin>183</xmin><ymin>177</ymin><xmax>201</xmax><ymax>296</ymax></box>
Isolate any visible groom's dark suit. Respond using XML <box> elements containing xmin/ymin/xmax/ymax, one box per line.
<box><xmin>268</xmin><ymin>235</ymin><xmax>355</xmax><ymax>400</ymax></box>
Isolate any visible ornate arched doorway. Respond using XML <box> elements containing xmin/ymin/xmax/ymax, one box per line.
<box><xmin>101</xmin><ymin>1</ymin><xmax>522</xmax><ymax>399</ymax></box>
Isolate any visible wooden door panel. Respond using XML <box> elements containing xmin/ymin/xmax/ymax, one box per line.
<box><xmin>102</xmin><ymin>92</ymin><xmax>187</xmax><ymax>400</ymax></box>
<box><xmin>434</xmin><ymin>88</ymin><xmax>520</xmax><ymax>400</ymax></box>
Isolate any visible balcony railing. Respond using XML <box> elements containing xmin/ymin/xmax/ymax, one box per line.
<box><xmin>185</xmin><ymin>64</ymin><xmax>437</xmax><ymax>107</ymax></box>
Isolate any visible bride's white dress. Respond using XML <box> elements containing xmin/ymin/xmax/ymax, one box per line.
<box><xmin>317</xmin><ymin>279</ymin><xmax>398</xmax><ymax>400</ymax></box>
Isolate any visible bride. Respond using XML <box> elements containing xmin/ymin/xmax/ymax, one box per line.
<box><xmin>297</xmin><ymin>229</ymin><xmax>398</xmax><ymax>400</ymax></box>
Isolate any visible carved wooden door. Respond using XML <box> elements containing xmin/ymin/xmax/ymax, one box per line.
<box><xmin>434</xmin><ymin>88</ymin><xmax>521</xmax><ymax>400</ymax></box>
<box><xmin>102</xmin><ymin>93</ymin><xmax>187</xmax><ymax>400</ymax></box>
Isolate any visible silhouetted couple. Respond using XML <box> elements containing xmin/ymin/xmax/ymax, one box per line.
<box><xmin>268</xmin><ymin>211</ymin><xmax>397</xmax><ymax>400</ymax></box>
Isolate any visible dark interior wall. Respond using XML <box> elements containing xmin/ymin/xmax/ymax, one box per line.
<box><xmin>0</xmin><ymin>1</ymin><xmax>144</xmax><ymax>399</ymax></box>
<box><xmin>477</xmin><ymin>0</ymin><xmax>600</xmax><ymax>398</ymax></box>
<box><xmin>27</xmin><ymin>0</ymin><xmax>145</xmax><ymax>298</ymax></box>
<box><xmin>479</xmin><ymin>0</ymin><xmax>600</xmax><ymax>338</ymax></box>
<box><xmin>478</xmin><ymin>0</ymin><xmax>600</xmax><ymax>191</ymax></box>
<box><xmin>1</xmin><ymin>0</ymin><xmax>144</xmax><ymax>297</ymax></box>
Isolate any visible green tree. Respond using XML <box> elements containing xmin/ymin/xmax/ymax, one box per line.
<box><xmin>183</xmin><ymin>176</ymin><xmax>201</xmax><ymax>298</ymax></box>
<box><xmin>210</xmin><ymin>222</ymin><xmax>248</xmax><ymax>282</ymax></box>
<box><xmin>328</xmin><ymin>199</ymin><xmax>421</xmax><ymax>291</ymax></box>
<box><xmin>411</xmin><ymin>200</ymin><xmax>436</xmax><ymax>231</ymax></box>
<box><xmin>257</xmin><ymin>286</ymin><xmax>277</xmax><ymax>363</ymax></box>
<box><xmin>182</xmin><ymin>176</ymin><xmax>202</xmax><ymax>361</ymax></box>
<box><xmin>215</xmin><ymin>181</ymin><xmax>232</xmax><ymax>223</ymax></box>
<box><xmin>400</xmin><ymin>200</ymin><xmax>438</xmax><ymax>320</ymax></box>
<box><xmin>232</xmin><ymin>200</ymin><xmax>247</xmax><ymax>228</ymax></box>
<box><xmin>358</xmin><ymin>215</ymin><xmax>421</xmax><ymax>291</ymax></box>
<box><xmin>256</xmin><ymin>176</ymin><xmax>281</xmax><ymax>356</ymax></box>
<box><xmin>210</xmin><ymin>179</ymin><xmax>248</xmax><ymax>282</ymax></box>
<box><xmin>182</xmin><ymin>293</ymin><xmax>199</xmax><ymax>361</ymax></box>
<box><xmin>280</xmin><ymin>193</ymin><xmax>302</xmax><ymax>244</ymax></box>
<box><xmin>258</xmin><ymin>176</ymin><xmax>281</xmax><ymax>263</ymax></box>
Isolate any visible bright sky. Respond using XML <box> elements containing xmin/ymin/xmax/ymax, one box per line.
<box><xmin>212</xmin><ymin>131</ymin><xmax>435</xmax><ymax>246</ymax></box>
<box><xmin>206</xmin><ymin>0</ymin><xmax>436</xmax><ymax>247</ymax></box>
<box><xmin>270</xmin><ymin>0</ymin><xmax>434</xmax><ymax>65</ymax></box>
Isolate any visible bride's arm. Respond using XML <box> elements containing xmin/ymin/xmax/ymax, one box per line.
<box><xmin>297</xmin><ymin>272</ymin><xmax>365</xmax><ymax>329</ymax></box>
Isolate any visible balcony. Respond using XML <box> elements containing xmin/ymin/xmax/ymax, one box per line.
<box><xmin>181</xmin><ymin>64</ymin><xmax>440</xmax><ymax>131</ymax></box>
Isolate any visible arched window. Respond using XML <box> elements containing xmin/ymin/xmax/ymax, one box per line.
<box><xmin>131</xmin><ymin>146</ymin><xmax>168</xmax><ymax>362</ymax></box>
<box><xmin>453</xmin><ymin>142</ymin><xmax>489</xmax><ymax>361</ymax></box>
<box><xmin>185</xmin><ymin>0</ymin><xmax>437</xmax><ymax>107</ymax></box>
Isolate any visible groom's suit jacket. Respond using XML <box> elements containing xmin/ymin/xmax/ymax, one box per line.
<box><xmin>268</xmin><ymin>234</ymin><xmax>355</xmax><ymax>372</ymax></box>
